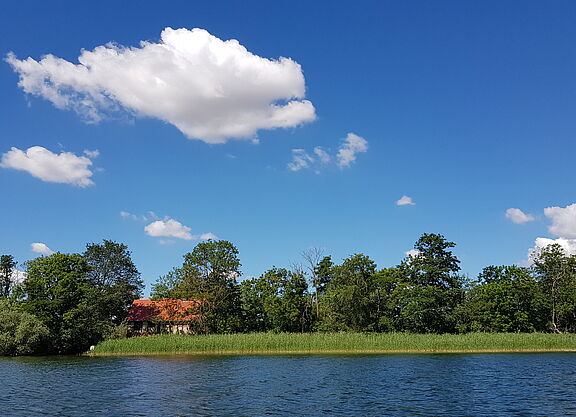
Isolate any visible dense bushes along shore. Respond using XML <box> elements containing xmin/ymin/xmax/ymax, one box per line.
<box><xmin>2</xmin><ymin>233</ymin><xmax>576</xmax><ymax>355</ymax></box>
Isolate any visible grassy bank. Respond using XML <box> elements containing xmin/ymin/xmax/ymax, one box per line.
<box><xmin>88</xmin><ymin>332</ymin><xmax>576</xmax><ymax>356</ymax></box>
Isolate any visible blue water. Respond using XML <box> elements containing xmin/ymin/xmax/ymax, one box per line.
<box><xmin>2</xmin><ymin>353</ymin><xmax>576</xmax><ymax>416</ymax></box>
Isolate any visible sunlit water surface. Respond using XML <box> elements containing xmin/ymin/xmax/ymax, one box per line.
<box><xmin>2</xmin><ymin>353</ymin><xmax>576</xmax><ymax>416</ymax></box>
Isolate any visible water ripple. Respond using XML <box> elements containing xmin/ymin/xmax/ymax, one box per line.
<box><xmin>1</xmin><ymin>353</ymin><xmax>576</xmax><ymax>416</ymax></box>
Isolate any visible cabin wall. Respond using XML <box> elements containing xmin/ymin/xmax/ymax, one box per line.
<box><xmin>128</xmin><ymin>321</ymin><xmax>195</xmax><ymax>336</ymax></box>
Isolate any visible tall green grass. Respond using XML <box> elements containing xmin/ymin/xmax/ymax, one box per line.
<box><xmin>89</xmin><ymin>333</ymin><xmax>576</xmax><ymax>356</ymax></box>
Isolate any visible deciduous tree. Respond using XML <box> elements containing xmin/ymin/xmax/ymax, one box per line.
<box><xmin>83</xmin><ymin>240</ymin><xmax>143</xmax><ymax>325</ymax></box>
<box><xmin>320</xmin><ymin>254</ymin><xmax>380</xmax><ymax>332</ymax></box>
<box><xmin>0</xmin><ymin>255</ymin><xmax>17</xmax><ymax>298</ymax></box>
<box><xmin>532</xmin><ymin>244</ymin><xmax>576</xmax><ymax>333</ymax></box>
<box><xmin>455</xmin><ymin>265</ymin><xmax>547</xmax><ymax>332</ymax></box>
<box><xmin>152</xmin><ymin>240</ymin><xmax>242</xmax><ymax>333</ymax></box>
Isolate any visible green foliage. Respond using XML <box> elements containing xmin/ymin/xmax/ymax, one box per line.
<box><xmin>390</xmin><ymin>234</ymin><xmax>464</xmax><ymax>333</ymax></box>
<box><xmin>532</xmin><ymin>244</ymin><xmax>576</xmax><ymax>332</ymax></box>
<box><xmin>9</xmin><ymin>232</ymin><xmax>576</xmax><ymax>357</ymax></box>
<box><xmin>91</xmin><ymin>332</ymin><xmax>576</xmax><ymax>355</ymax></box>
<box><xmin>14</xmin><ymin>242</ymin><xmax>142</xmax><ymax>354</ymax></box>
<box><xmin>455</xmin><ymin>265</ymin><xmax>547</xmax><ymax>332</ymax></box>
<box><xmin>20</xmin><ymin>253</ymin><xmax>96</xmax><ymax>353</ymax></box>
<box><xmin>152</xmin><ymin>240</ymin><xmax>243</xmax><ymax>334</ymax></box>
<box><xmin>240</xmin><ymin>268</ymin><xmax>311</xmax><ymax>333</ymax></box>
<box><xmin>401</xmin><ymin>233</ymin><xmax>461</xmax><ymax>289</ymax></box>
<box><xmin>83</xmin><ymin>240</ymin><xmax>143</xmax><ymax>325</ymax></box>
<box><xmin>320</xmin><ymin>254</ymin><xmax>382</xmax><ymax>332</ymax></box>
<box><xmin>314</xmin><ymin>256</ymin><xmax>334</xmax><ymax>295</ymax></box>
<box><xmin>0</xmin><ymin>300</ymin><xmax>50</xmax><ymax>356</ymax></box>
<box><xmin>0</xmin><ymin>255</ymin><xmax>17</xmax><ymax>298</ymax></box>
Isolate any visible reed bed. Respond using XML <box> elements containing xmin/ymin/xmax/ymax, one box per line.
<box><xmin>89</xmin><ymin>332</ymin><xmax>576</xmax><ymax>356</ymax></box>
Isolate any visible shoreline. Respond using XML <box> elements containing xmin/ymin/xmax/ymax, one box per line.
<box><xmin>87</xmin><ymin>332</ymin><xmax>576</xmax><ymax>357</ymax></box>
<box><xmin>87</xmin><ymin>348</ymin><xmax>576</xmax><ymax>357</ymax></box>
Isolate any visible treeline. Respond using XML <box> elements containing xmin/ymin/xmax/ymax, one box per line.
<box><xmin>0</xmin><ymin>241</ymin><xmax>143</xmax><ymax>355</ymax></box>
<box><xmin>1</xmin><ymin>233</ymin><xmax>576</xmax><ymax>356</ymax></box>
<box><xmin>152</xmin><ymin>234</ymin><xmax>576</xmax><ymax>335</ymax></box>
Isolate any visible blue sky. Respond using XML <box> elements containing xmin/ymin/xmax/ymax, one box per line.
<box><xmin>2</xmin><ymin>1</ymin><xmax>576</xmax><ymax>293</ymax></box>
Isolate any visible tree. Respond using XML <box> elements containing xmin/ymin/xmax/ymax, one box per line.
<box><xmin>402</xmin><ymin>233</ymin><xmax>461</xmax><ymax>289</ymax></box>
<box><xmin>373</xmin><ymin>267</ymin><xmax>405</xmax><ymax>331</ymax></box>
<box><xmin>393</xmin><ymin>234</ymin><xmax>464</xmax><ymax>333</ymax></box>
<box><xmin>455</xmin><ymin>265</ymin><xmax>547</xmax><ymax>333</ymax></box>
<box><xmin>314</xmin><ymin>256</ymin><xmax>334</xmax><ymax>297</ymax></box>
<box><xmin>532</xmin><ymin>244</ymin><xmax>576</xmax><ymax>333</ymax></box>
<box><xmin>83</xmin><ymin>240</ymin><xmax>143</xmax><ymax>325</ymax></box>
<box><xmin>152</xmin><ymin>240</ymin><xmax>242</xmax><ymax>333</ymax></box>
<box><xmin>240</xmin><ymin>267</ymin><xmax>311</xmax><ymax>333</ymax></box>
<box><xmin>320</xmin><ymin>254</ymin><xmax>381</xmax><ymax>332</ymax></box>
<box><xmin>20</xmin><ymin>253</ymin><xmax>98</xmax><ymax>353</ymax></box>
<box><xmin>301</xmin><ymin>248</ymin><xmax>324</xmax><ymax>316</ymax></box>
<box><xmin>0</xmin><ymin>255</ymin><xmax>17</xmax><ymax>298</ymax></box>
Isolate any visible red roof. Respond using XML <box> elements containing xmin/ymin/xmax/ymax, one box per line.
<box><xmin>127</xmin><ymin>299</ymin><xmax>200</xmax><ymax>321</ymax></box>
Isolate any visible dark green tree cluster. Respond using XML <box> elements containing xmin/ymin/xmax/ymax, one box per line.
<box><xmin>240</xmin><ymin>267</ymin><xmax>310</xmax><ymax>333</ymax></box>
<box><xmin>0</xmin><ymin>240</ymin><xmax>143</xmax><ymax>355</ymax></box>
<box><xmin>153</xmin><ymin>235</ymin><xmax>576</xmax><ymax>335</ymax></box>
<box><xmin>3</xmin><ymin>233</ymin><xmax>576</xmax><ymax>355</ymax></box>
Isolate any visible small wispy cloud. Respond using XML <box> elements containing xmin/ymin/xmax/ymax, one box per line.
<box><xmin>336</xmin><ymin>133</ymin><xmax>368</xmax><ymax>168</ymax></box>
<box><xmin>143</xmin><ymin>216</ymin><xmax>217</xmax><ymax>242</ymax></box>
<box><xmin>196</xmin><ymin>232</ymin><xmax>218</xmax><ymax>240</ymax></box>
<box><xmin>396</xmin><ymin>195</ymin><xmax>415</xmax><ymax>206</ymax></box>
<box><xmin>505</xmin><ymin>208</ymin><xmax>535</xmax><ymax>224</ymax></box>
<box><xmin>145</xmin><ymin>217</ymin><xmax>193</xmax><ymax>240</ymax></box>
<box><xmin>120</xmin><ymin>210</ymin><xmax>159</xmax><ymax>222</ymax></box>
<box><xmin>31</xmin><ymin>242</ymin><xmax>54</xmax><ymax>255</ymax></box>
<box><xmin>83</xmin><ymin>149</ymin><xmax>100</xmax><ymax>158</ymax></box>
<box><xmin>313</xmin><ymin>147</ymin><xmax>331</xmax><ymax>164</ymax></box>
<box><xmin>287</xmin><ymin>132</ymin><xmax>368</xmax><ymax>173</ymax></box>
<box><xmin>288</xmin><ymin>149</ymin><xmax>315</xmax><ymax>172</ymax></box>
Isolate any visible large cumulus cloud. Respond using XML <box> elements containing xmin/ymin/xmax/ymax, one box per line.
<box><xmin>7</xmin><ymin>28</ymin><xmax>316</xmax><ymax>143</ymax></box>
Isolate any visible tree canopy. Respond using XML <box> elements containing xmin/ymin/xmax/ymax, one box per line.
<box><xmin>4</xmin><ymin>233</ymin><xmax>576</xmax><ymax>356</ymax></box>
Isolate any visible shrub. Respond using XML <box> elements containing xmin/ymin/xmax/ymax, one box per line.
<box><xmin>0</xmin><ymin>301</ymin><xmax>50</xmax><ymax>356</ymax></box>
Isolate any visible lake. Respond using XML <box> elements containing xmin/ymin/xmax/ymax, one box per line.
<box><xmin>2</xmin><ymin>353</ymin><xmax>576</xmax><ymax>416</ymax></box>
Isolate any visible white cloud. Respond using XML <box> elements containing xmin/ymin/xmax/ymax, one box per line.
<box><xmin>405</xmin><ymin>249</ymin><xmax>420</xmax><ymax>258</ymax></box>
<box><xmin>147</xmin><ymin>211</ymin><xmax>160</xmax><ymax>220</ymax></box>
<box><xmin>336</xmin><ymin>133</ymin><xmax>368</xmax><ymax>168</ymax></box>
<box><xmin>120</xmin><ymin>210</ymin><xmax>160</xmax><ymax>222</ymax></box>
<box><xmin>544</xmin><ymin>203</ymin><xmax>576</xmax><ymax>238</ymax></box>
<box><xmin>1</xmin><ymin>146</ymin><xmax>95</xmax><ymax>187</ymax></box>
<box><xmin>31</xmin><ymin>242</ymin><xmax>54</xmax><ymax>255</ymax></box>
<box><xmin>7</xmin><ymin>27</ymin><xmax>316</xmax><ymax>144</ymax></box>
<box><xmin>287</xmin><ymin>135</ymin><xmax>368</xmax><ymax>173</ymax></box>
<box><xmin>396</xmin><ymin>195</ymin><xmax>415</xmax><ymax>206</ymax></box>
<box><xmin>11</xmin><ymin>270</ymin><xmax>26</xmax><ymax>284</ymax></box>
<box><xmin>120</xmin><ymin>210</ymin><xmax>136</xmax><ymax>220</ymax></box>
<box><xmin>145</xmin><ymin>217</ymin><xmax>192</xmax><ymax>240</ymax></box>
<box><xmin>313</xmin><ymin>147</ymin><xmax>331</xmax><ymax>164</ymax></box>
<box><xmin>505</xmin><ymin>208</ymin><xmax>535</xmax><ymax>224</ymax></box>
<box><xmin>120</xmin><ymin>211</ymin><xmax>146</xmax><ymax>221</ymax></box>
<box><xmin>287</xmin><ymin>149</ymin><xmax>314</xmax><ymax>172</ymax></box>
<box><xmin>525</xmin><ymin>237</ymin><xmax>576</xmax><ymax>265</ymax></box>
<box><xmin>83</xmin><ymin>149</ymin><xmax>100</xmax><ymax>158</ymax></box>
<box><xmin>197</xmin><ymin>232</ymin><xmax>218</xmax><ymax>240</ymax></box>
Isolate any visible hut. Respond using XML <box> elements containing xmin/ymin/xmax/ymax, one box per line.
<box><xmin>126</xmin><ymin>299</ymin><xmax>200</xmax><ymax>336</ymax></box>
